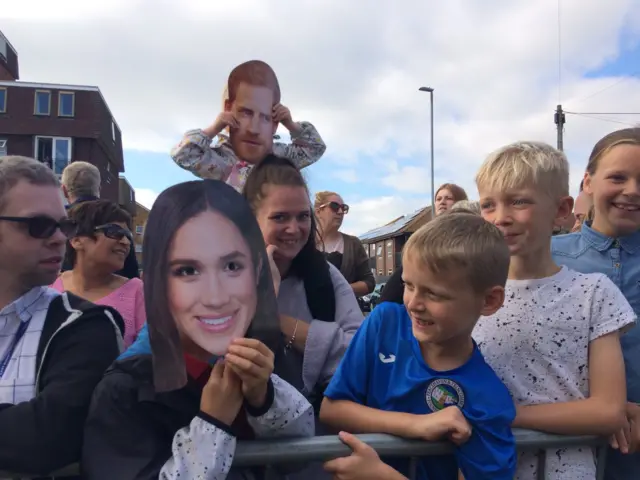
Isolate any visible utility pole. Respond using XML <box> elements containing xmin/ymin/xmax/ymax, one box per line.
<box><xmin>419</xmin><ymin>87</ymin><xmax>435</xmax><ymax>218</ymax></box>
<box><xmin>555</xmin><ymin>104</ymin><xmax>566</xmax><ymax>151</ymax></box>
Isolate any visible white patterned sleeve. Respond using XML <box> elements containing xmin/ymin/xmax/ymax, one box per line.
<box><xmin>245</xmin><ymin>374</ymin><xmax>315</xmax><ymax>439</ymax></box>
<box><xmin>589</xmin><ymin>274</ymin><xmax>637</xmax><ymax>341</ymax></box>
<box><xmin>159</xmin><ymin>414</ymin><xmax>236</xmax><ymax>480</ymax></box>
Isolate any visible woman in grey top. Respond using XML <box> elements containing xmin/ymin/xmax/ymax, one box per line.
<box><xmin>243</xmin><ymin>155</ymin><xmax>364</xmax><ymax>410</ymax></box>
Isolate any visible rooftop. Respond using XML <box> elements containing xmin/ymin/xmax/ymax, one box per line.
<box><xmin>0</xmin><ymin>80</ymin><xmax>121</xmax><ymax>132</ymax></box>
<box><xmin>359</xmin><ymin>205</ymin><xmax>432</xmax><ymax>242</ymax></box>
<box><xmin>0</xmin><ymin>30</ymin><xmax>18</xmax><ymax>57</ymax></box>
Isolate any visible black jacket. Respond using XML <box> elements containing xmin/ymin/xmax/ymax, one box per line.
<box><xmin>82</xmin><ymin>354</ymin><xmax>315</xmax><ymax>480</ymax></box>
<box><xmin>379</xmin><ymin>266</ymin><xmax>404</xmax><ymax>305</ymax></box>
<box><xmin>0</xmin><ymin>292</ymin><xmax>124</xmax><ymax>475</ymax></box>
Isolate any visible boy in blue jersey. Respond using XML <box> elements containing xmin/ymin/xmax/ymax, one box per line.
<box><xmin>320</xmin><ymin>212</ymin><xmax>517</xmax><ymax>480</ymax></box>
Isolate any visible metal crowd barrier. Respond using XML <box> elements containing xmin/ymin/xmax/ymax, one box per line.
<box><xmin>1</xmin><ymin>429</ymin><xmax>608</xmax><ymax>480</ymax></box>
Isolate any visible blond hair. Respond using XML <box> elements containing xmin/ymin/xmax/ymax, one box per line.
<box><xmin>314</xmin><ymin>190</ymin><xmax>339</xmax><ymax>209</ymax></box>
<box><xmin>403</xmin><ymin>212</ymin><xmax>509</xmax><ymax>293</ymax></box>
<box><xmin>450</xmin><ymin>200</ymin><xmax>481</xmax><ymax>215</ymax></box>
<box><xmin>475</xmin><ymin>141</ymin><xmax>569</xmax><ymax>199</ymax></box>
<box><xmin>61</xmin><ymin>161</ymin><xmax>101</xmax><ymax>198</ymax></box>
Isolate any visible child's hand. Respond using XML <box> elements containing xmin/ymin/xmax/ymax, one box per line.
<box><xmin>214</xmin><ymin>111</ymin><xmax>239</xmax><ymax>131</ymax></box>
<box><xmin>273</xmin><ymin>103</ymin><xmax>294</xmax><ymax>128</ymax></box>
<box><xmin>610</xmin><ymin>402</ymin><xmax>640</xmax><ymax>454</ymax></box>
<box><xmin>409</xmin><ymin>406</ymin><xmax>472</xmax><ymax>445</ymax></box>
<box><xmin>324</xmin><ymin>432</ymin><xmax>407</xmax><ymax>480</ymax></box>
<box><xmin>225</xmin><ymin>338</ymin><xmax>275</xmax><ymax>409</ymax></box>
<box><xmin>199</xmin><ymin>359</ymin><xmax>243</xmax><ymax>425</ymax></box>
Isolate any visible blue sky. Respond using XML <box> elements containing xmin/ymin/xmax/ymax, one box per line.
<box><xmin>4</xmin><ymin>1</ymin><xmax>639</xmax><ymax>235</ymax></box>
<box><xmin>123</xmin><ymin>28</ymin><xmax>640</xmax><ymax>234</ymax></box>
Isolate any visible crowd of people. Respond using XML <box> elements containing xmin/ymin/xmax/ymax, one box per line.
<box><xmin>0</xmin><ymin>59</ymin><xmax>639</xmax><ymax>480</ymax></box>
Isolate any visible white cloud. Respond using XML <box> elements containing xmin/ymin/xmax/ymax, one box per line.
<box><xmin>2</xmin><ymin>0</ymin><xmax>640</xmax><ymax>233</ymax></box>
<box><xmin>341</xmin><ymin>195</ymin><xmax>430</xmax><ymax>237</ymax></box>
<box><xmin>135</xmin><ymin>188</ymin><xmax>159</xmax><ymax>210</ymax></box>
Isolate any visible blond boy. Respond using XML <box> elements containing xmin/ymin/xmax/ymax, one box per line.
<box><xmin>474</xmin><ymin>141</ymin><xmax>634</xmax><ymax>479</ymax></box>
<box><xmin>320</xmin><ymin>212</ymin><xmax>517</xmax><ymax>480</ymax></box>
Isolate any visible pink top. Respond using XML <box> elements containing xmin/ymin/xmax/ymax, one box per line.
<box><xmin>50</xmin><ymin>277</ymin><xmax>146</xmax><ymax>348</ymax></box>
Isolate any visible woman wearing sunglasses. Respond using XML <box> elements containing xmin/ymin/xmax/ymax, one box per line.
<box><xmin>51</xmin><ymin>200</ymin><xmax>146</xmax><ymax>348</ymax></box>
<box><xmin>314</xmin><ymin>191</ymin><xmax>375</xmax><ymax>298</ymax></box>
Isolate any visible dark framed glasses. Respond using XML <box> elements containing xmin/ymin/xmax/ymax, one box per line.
<box><xmin>95</xmin><ymin>224</ymin><xmax>133</xmax><ymax>243</ymax></box>
<box><xmin>0</xmin><ymin>215</ymin><xmax>78</xmax><ymax>239</ymax></box>
<box><xmin>322</xmin><ymin>201</ymin><xmax>349</xmax><ymax>214</ymax></box>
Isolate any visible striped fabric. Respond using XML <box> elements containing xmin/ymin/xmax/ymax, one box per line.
<box><xmin>0</xmin><ymin>287</ymin><xmax>60</xmax><ymax>405</ymax></box>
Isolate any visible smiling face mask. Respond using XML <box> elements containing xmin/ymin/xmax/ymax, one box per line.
<box><xmin>142</xmin><ymin>180</ymin><xmax>281</xmax><ymax>392</ymax></box>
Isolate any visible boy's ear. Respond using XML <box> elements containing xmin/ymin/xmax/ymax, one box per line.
<box><xmin>554</xmin><ymin>195</ymin><xmax>574</xmax><ymax>227</ymax></box>
<box><xmin>583</xmin><ymin>171</ymin><xmax>593</xmax><ymax>195</ymax></box>
<box><xmin>224</xmin><ymin>99</ymin><xmax>233</xmax><ymax>112</ymax></box>
<box><xmin>480</xmin><ymin>286</ymin><xmax>505</xmax><ymax>317</ymax></box>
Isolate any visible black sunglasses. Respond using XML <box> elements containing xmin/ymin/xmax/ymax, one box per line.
<box><xmin>322</xmin><ymin>201</ymin><xmax>349</xmax><ymax>214</ymax></box>
<box><xmin>0</xmin><ymin>215</ymin><xmax>78</xmax><ymax>239</ymax></box>
<box><xmin>95</xmin><ymin>224</ymin><xmax>133</xmax><ymax>243</ymax></box>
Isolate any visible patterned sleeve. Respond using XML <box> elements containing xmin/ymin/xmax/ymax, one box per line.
<box><xmin>246</xmin><ymin>374</ymin><xmax>315</xmax><ymax>439</ymax></box>
<box><xmin>170</xmin><ymin>129</ymin><xmax>236</xmax><ymax>180</ymax></box>
<box><xmin>159</xmin><ymin>414</ymin><xmax>236</xmax><ymax>480</ymax></box>
<box><xmin>589</xmin><ymin>274</ymin><xmax>637</xmax><ymax>341</ymax></box>
<box><xmin>272</xmin><ymin>121</ymin><xmax>327</xmax><ymax>169</ymax></box>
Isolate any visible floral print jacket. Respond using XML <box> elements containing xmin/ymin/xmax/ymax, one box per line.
<box><xmin>170</xmin><ymin>121</ymin><xmax>326</xmax><ymax>192</ymax></box>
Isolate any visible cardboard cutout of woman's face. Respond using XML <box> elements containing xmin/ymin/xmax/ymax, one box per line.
<box><xmin>167</xmin><ymin>210</ymin><xmax>258</xmax><ymax>356</ymax></box>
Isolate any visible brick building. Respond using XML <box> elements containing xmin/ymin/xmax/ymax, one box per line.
<box><xmin>131</xmin><ymin>201</ymin><xmax>150</xmax><ymax>265</ymax></box>
<box><xmin>0</xmin><ymin>30</ymin><xmax>135</xmax><ymax>214</ymax></box>
<box><xmin>359</xmin><ymin>205</ymin><xmax>433</xmax><ymax>282</ymax></box>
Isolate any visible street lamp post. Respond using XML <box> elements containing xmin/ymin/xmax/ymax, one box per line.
<box><xmin>418</xmin><ymin>86</ymin><xmax>435</xmax><ymax>218</ymax></box>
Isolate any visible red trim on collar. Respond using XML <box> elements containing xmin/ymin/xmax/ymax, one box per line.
<box><xmin>184</xmin><ymin>354</ymin><xmax>210</xmax><ymax>383</ymax></box>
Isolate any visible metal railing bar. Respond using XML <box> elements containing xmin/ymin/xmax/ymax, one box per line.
<box><xmin>0</xmin><ymin>429</ymin><xmax>608</xmax><ymax>478</ymax></box>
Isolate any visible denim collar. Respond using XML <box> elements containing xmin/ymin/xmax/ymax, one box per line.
<box><xmin>581</xmin><ymin>221</ymin><xmax>640</xmax><ymax>254</ymax></box>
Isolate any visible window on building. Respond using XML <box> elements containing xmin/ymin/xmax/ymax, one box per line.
<box><xmin>376</xmin><ymin>245</ymin><xmax>382</xmax><ymax>257</ymax></box>
<box><xmin>35</xmin><ymin>136</ymin><xmax>72</xmax><ymax>175</ymax></box>
<box><xmin>388</xmin><ymin>269</ymin><xmax>393</xmax><ymax>276</ymax></box>
<box><xmin>0</xmin><ymin>37</ymin><xmax>7</xmax><ymax>60</ymax></box>
<box><xmin>0</xmin><ymin>88</ymin><xmax>6</xmax><ymax>113</ymax></box>
<box><xmin>136</xmin><ymin>225</ymin><xmax>144</xmax><ymax>235</ymax></box>
<box><xmin>111</xmin><ymin>120</ymin><xmax>116</xmax><ymax>142</ymax></box>
<box><xmin>58</xmin><ymin>92</ymin><xmax>75</xmax><ymax>117</ymax></box>
<box><xmin>34</xmin><ymin>90</ymin><xmax>51</xmax><ymax>115</ymax></box>
<box><xmin>0</xmin><ymin>139</ymin><xmax>7</xmax><ymax>157</ymax></box>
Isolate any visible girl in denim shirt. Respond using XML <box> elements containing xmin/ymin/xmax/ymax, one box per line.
<box><xmin>552</xmin><ymin>127</ymin><xmax>640</xmax><ymax>480</ymax></box>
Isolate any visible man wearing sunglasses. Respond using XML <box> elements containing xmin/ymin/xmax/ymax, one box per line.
<box><xmin>0</xmin><ymin>156</ymin><xmax>124</xmax><ymax>477</ymax></box>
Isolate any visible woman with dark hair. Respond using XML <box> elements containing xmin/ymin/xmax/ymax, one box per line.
<box><xmin>379</xmin><ymin>183</ymin><xmax>469</xmax><ymax>305</ymax></box>
<box><xmin>241</xmin><ymin>155</ymin><xmax>364</xmax><ymax>414</ymax></box>
<box><xmin>82</xmin><ymin>180</ymin><xmax>314</xmax><ymax>479</ymax></box>
<box><xmin>51</xmin><ymin>199</ymin><xmax>145</xmax><ymax>347</ymax></box>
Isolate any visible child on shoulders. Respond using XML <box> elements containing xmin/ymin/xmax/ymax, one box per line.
<box><xmin>474</xmin><ymin>141</ymin><xmax>635</xmax><ymax>480</ymax></box>
<box><xmin>170</xmin><ymin>60</ymin><xmax>326</xmax><ymax>192</ymax></box>
<box><xmin>320</xmin><ymin>212</ymin><xmax>517</xmax><ymax>480</ymax></box>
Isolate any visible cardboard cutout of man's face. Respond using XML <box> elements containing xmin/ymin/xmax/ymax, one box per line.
<box><xmin>167</xmin><ymin>209</ymin><xmax>261</xmax><ymax>356</ymax></box>
<box><xmin>226</xmin><ymin>83</ymin><xmax>277</xmax><ymax>165</ymax></box>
